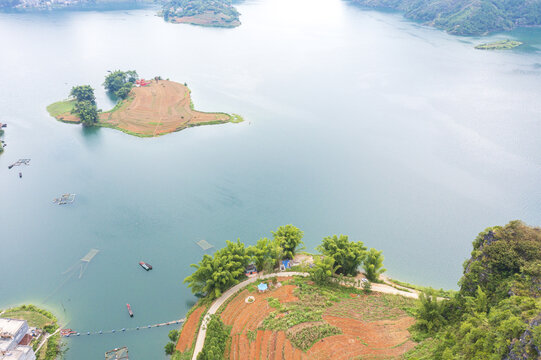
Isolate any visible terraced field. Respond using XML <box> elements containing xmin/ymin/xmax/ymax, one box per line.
<box><xmin>219</xmin><ymin>278</ymin><xmax>418</xmax><ymax>360</ymax></box>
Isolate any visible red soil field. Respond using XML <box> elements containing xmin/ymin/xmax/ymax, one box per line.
<box><xmin>176</xmin><ymin>305</ymin><xmax>206</xmax><ymax>352</ymax></box>
<box><xmin>218</xmin><ymin>283</ymin><xmax>417</xmax><ymax>360</ymax></box>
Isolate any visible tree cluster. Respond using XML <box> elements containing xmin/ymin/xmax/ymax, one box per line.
<box><xmin>70</xmin><ymin>85</ymin><xmax>98</xmax><ymax>126</ymax></box>
<box><xmin>103</xmin><ymin>70</ymin><xmax>138</xmax><ymax>100</ymax></box>
<box><xmin>197</xmin><ymin>315</ymin><xmax>230</xmax><ymax>360</ymax></box>
<box><xmin>313</xmin><ymin>234</ymin><xmax>385</xmax><ymax>283</ymax></box>
<box><xmin>184</xmin><ymin>225</ymin><xmax>304</xmax><ymax>300</ymax></box>
<box><xmin>407</xmin><ymin>221</ymin><xmax>541</xmax><ymax>360</ymax></box>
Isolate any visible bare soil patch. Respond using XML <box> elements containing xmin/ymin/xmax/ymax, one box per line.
<box><xmin>176</xmin><ymin>305</ymin><xmax>206</xmax><ymax>352</ymax></box>
<box><xmin>217</xmin><ymin>280</ymin><xmax>417</xmax><ymax>360</ymax></box>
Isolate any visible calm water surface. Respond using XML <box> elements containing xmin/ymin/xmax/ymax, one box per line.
<box><xmin>1</xmin><ymin>0</ymin><xmax>541</xmax><ymax>358</ymax></box>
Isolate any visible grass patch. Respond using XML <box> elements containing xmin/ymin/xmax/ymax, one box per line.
<box><xmin>287</xmin><ymin>323</ymin><xmax>341</xmax><ymax>351</ymax></box>
<box><xmin>261</xmin><ymin>280</ymin><xmax>343</xmax><ymax>331</ymax></box>
<box><xmin>229</xmin><ymin>113</ymin><xmax>244</xmax><ymax>123</ymax></box>
<box><xmin>2</xmin><ymin>304</ymin><xmax>56</xmax><ymax>329</ymax></box>
<box><xmin>46</xmin><ymin>100</ymin><xmax>75</xmax><ymax>118</ymax></box>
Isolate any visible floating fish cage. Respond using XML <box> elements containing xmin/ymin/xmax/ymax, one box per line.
<box><xmin>105</xmin><ymin>346</ymin><xmax>129</xmax><ymax>360</ymax></box>
<box><xmin>195</xmin><ymin>239</ymin><xmax>214</xmax><ymax>251</ymax></box>
<box><xmin>53</xmin><ymin>193</ymin><xmax>76</xmax><ymax>205</ymax></box>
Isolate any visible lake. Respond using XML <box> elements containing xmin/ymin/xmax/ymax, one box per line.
<box><xmin>1</xmin><ymin>0</ymin><xmax>540</xmax><ymax>358</ymax></box>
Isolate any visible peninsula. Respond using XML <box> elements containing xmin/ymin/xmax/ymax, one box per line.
<box><xmin>47</xmin><ymin>78</ymin><xmax>242</xmax><ymax>137</ymax></box>
<box><xmin>161</xmin><ymin>0</ymin><xmax>240</xmax><ymax>28</ymax></box>
<box><xmin>169</xmin><ymin>221</ymin><xmax>541</xmax><ymax>360</ymax></box>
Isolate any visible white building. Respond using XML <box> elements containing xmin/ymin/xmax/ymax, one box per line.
<box><xmin>0</xmin><ymin>318</ymin><xmax>36</xmax><ymax>360</ymax></box>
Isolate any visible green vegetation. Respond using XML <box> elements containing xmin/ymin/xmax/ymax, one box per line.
<box><xmin>197</xmin><ymin>315</ymin><xmax>231</xmax><ymax>360</ymax></box>
<box><xmin>46</xmin><ymin>100</ymin><xmax>75</xmax><ymax>118</ymax></box>
<box><xmin>309</xmin><ymin>256</ymin><xmax>340</xmax><ymax>285</ymax></box>
<box><xmin>162</xmin><ymin>0</ymin><xmax>240</xmax><ymax>27</ymax></box>
<box><xmin>287</xmin><ymin>323</ymin><xmax>342</xmax><ymax>350</ymax></box>
<box><xmin>363</xmin><ymin>248</ymin><xmax>386</xmax><ymax>282</ymax></box>
<box><xmin>272</xmin><ymin>224</ymin><xmax>304</xmax><ymax>260</ymax></box>
<box><xmin>165</xmin><ymin>329</ymin><xmax>180</xmax><ymax>355</ymax></box>
<box><xmin>184</xmin><ymin>225</ymin><xmax>386</xmax><ymax>299</ymax></box>
<box><xmin>184</xmin><ymin>239</ymin><xmax>251</xmax><ymax>300</ymax></box>
<box><xmin>351</xmin><ymin>0</ymin><xmax>541</xmax><ymax>35</ymax></box>
<box><xmin>405</xmin><ymin>220</ymin><xmax>541</xmax><ymax>359</ymax></box>
<box><xmin>103</xmin><ymin>70</ymin><xmax>138</xmax><ymax>100</ymax></box>
<box><xmin>475</xmin><ymin>39</ymin><xmax>523</xmax><ymax>50</ymax></box>
<box><xmin>70</xmin><ymin>85</ymin><xmax>98</xmax><ymax>126</ymax></box>
<box><xmin>184</xmin><ymin>225</ymin><xmax>306</xmax><ymax>300</ymax></box>
<box><xmin>229</xmin><ymin>114</ymin><xmax>244</xmax><ymax>123</ymax></box>
<box><xmin>318</xmin><ymin>234</ymin><xmax>366</xmax><ymax>275</ymax></box>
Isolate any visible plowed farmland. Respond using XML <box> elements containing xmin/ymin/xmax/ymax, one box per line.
<box><xmin>219</xmin><ymin>278</ymin><xmax>418</xmax><ymax>360</ymax></box>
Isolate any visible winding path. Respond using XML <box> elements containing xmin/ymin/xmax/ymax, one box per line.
<box><xmin>191</xmin><ymin>272</ymin><xmax>309</xmax><ymax>360</ymax></box>
<box><xmin>190</xmin><ymin>272</ymin><xmax>418</xmax><ymax>359</ymax></box>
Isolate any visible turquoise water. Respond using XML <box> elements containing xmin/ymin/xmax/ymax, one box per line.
<box><xmin>1</xmin><ymin>0</ymin><xmax>541</xmax><ymax>358</ymax></box>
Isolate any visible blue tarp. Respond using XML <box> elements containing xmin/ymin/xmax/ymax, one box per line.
<box><xmin>257</xmin><ymin>283</ymin><xmax>268</xmax><ymax>291</ymax></box>
<box><xmin>282</xmin><ymin>260</ymin><xmax>290</xmax><ymax>268</ymax></box>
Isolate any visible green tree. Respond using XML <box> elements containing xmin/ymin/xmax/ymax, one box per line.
<box><xmin>165</xmin><ymin>342</ymin><xmax>175</xmax><ymax>355</ymax></box>
<box><xmin>363</xmin><ymin>248</ymin><xmax>386</xmax><ymax>281</ymax></box>
<box><xmin>184</xmin><ymin>240</ymin><xmax>250</xmax><ymax>299</ymax></box>
<box><xmin>73</xmin><ymin>100</ymin><xmax>98</xmax><ymax>126</ymax></box>
<box><xmin>103</xmin><ymin>70</ymin><xmax>138</xmax><ymax>99</ymax></box>
<box><xmin>272</xmin><ymin>225</ymin><xmax>304</xmax><ymax>260</ymax></box>
<box><xmin>197</xmin><ymin>315</ymin><xmax>229</xmax><ymax>360</ymax></box>
<box><xmin>309</xmin><ymin>256</ymin><xmax>339</xmax><ymax>285</ymax></box>
<box><xmin>247</xmin><ymin>237</ymin><xmax>282</xmax><ymax>273</ymax></box>
<box><xmin>317</xmin><ymin>235</ymin><xmax>366</xmax><ymax>276</ymax></box>
<box><xmin>70</xmin><ymin>85</ymin><xmax>96</xmax><ymax>104</ymax></box>
<box><xmin>168</xmin><ymin>329</ymin><xmax>179</xmax><ymax>342</ymax></box>
<box><xmin>415</xmin><ymin>289</ymin><xmax>446</xmax><ymax>334</ymax></box>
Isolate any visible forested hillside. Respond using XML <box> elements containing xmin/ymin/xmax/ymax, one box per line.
<box><xmin>406</xmin><ymin>220</ymin><xmax>541</xmax><ymax>359</ymax></box>
<box><xmin>350</xmin><ymin>0</ymin><xmax>541</xmax><ymax>35</ymax></box>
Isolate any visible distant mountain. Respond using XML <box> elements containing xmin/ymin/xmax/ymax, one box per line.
<box><xmin>0</xmin><ymin>0</ymin><xmax>158</xmax><ymax>10</ymax></box>
<box><xmin>350</xmin><ymin>0</ymin><xmax>541</xmax><ymax>35</ymax></box>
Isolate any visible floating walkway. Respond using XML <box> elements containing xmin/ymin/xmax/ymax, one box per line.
<box><xmin>62</xmin><ymin>318</ymin><xmax>185</xmax><ymax>338</ymax></box>
<box><xmin>8</xmin><ymin>159</ymin><xmax>30</xmax><ymax>169</ymax></box>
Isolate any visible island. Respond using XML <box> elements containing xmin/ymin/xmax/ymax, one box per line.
<box><xmin>47</xmin><ymin>72</ymin><xmax>242</xmax><ymax>137</ymax></box>
<box><xmin>475</xmin><ymin>39</ymin><xmax>523</xmax><ymax>50</ymax></box>
<box><xmin>167</xmin><ymin>221</ymin><xmax>541</xmax><ymax>360</ymax></box>
<box><xmin>349</xmin><ymin>0</ymin><xmax>541</xmax><ymax>36</ymax></box>
<box><xmin>161</xmin><ymin>0</ymin><xmax>240</xmax><ymax>28</ymax></box>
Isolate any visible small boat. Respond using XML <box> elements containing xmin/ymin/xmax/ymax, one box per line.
<box><xmin>139</xmin><ymin>261</ymin><xmax>152</xmax><ymax>271</ymax></box>
<box><xmin>127</xmin><ymin>304</ymin><xmax>134</xmax><ymax>317</ymax></box>
<box><xmin>19</xmin><ymin>172</ymin><xmax>22</xmax><ymax>178</ymax></box>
